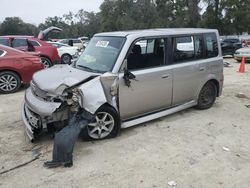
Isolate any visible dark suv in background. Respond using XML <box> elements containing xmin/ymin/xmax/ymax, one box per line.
<box><xmin>221</xmin><ymin>38</ymin><xmax>242</xmax><ymax>56</ymax></box>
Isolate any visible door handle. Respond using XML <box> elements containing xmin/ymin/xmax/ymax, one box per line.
<box><xmin>161</xmin><ymin>74</ymin><xmax>170</xmax><ymax>79</ymax></box>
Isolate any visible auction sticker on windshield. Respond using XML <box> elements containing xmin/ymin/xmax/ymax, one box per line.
<box><xmin>96</xmin><ymin>41</ymin><xmax>109</xmax><ymax>48</ymax></box>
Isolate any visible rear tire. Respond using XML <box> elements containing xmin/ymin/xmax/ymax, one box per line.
<box><xmin>41</xmin><ymin>57</ymin><xmax>52</xmax><ymax>68</ymax></box>
<box><xmin>196</xmin><ymin>81</ymin><xmax>217</xmax><ymax>110</ymax></box>
<box><xmin>0</xmin><ymin>71</ymin><xmax>21</xmax><ymax>94</ymax></box>
<box><xmin>81</xmin><ymin>106</ymin><xmax>120</xmax><ymax>141</ymax></box>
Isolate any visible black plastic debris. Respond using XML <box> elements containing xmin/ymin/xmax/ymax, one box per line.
<box><xmin>245</xmin><ymin>104</ymin><xmax>250</xmax><ymax>108</ymax></box>
<box><xmin>44</xmin><ymin>109</ymin><xmax>95</xmax><ymax>168</ymax></box>
<box><xmin>223</xmin><ymin>61</ymin><xmax>232</xmax><ymax>67</ymax></box>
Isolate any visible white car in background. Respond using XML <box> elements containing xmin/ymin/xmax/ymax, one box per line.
<box><xmin>234</xmin><ymin>47</ymin><xmax>250</xmax><ymax>62</ymax></box>
<box><xmin>48</xmin><ymin>42</ymin><xmax>80</xmax><ymax>64</ymax></box>
<box><xmin>57</xmin><ymin>39</ymin><xmax>84</xmax><ymax>50</ymax></box>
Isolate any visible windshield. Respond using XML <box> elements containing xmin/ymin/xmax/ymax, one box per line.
<box><xmin>75</xmin><ymin>36</ymin><xmax>125</xmax><ymax>73</ymax></box>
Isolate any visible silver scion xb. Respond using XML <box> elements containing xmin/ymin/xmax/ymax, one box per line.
<box><xmin>22</xmin><ymin>28</ymin><xmax>224</xmax><ymax>141</ymax></box>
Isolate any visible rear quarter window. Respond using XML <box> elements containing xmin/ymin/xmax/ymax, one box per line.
<box><xmin>204</xmin><ymin>33</ymin><xmax>218</xmax><ymax>58</ymax></box>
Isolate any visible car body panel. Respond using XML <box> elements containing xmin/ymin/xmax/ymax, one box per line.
<box><xmin>118</xmin><ymin>66</ymin><xmax>173</xmax><ymax>120</ymax></box>
<box><xmin>32</xmin><ymin>64</ymin><xmax>98</xmax><ymax>95</ymax></box>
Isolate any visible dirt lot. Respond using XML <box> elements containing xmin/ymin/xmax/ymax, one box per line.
<box><xmin>0</xmin><ymin>58</ymin><xmax>250</xmax><ymax>188</ymax></box>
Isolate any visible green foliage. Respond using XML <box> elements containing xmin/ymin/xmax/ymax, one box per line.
<box><xmin>0</xmin><ymin>17</ymin><xmax>38</xmax><ymax>36</ymax></box>
<box><xmin>0</xmin><ymin>0</ymin><xmax>249</xmax><ymax>37</ymax></box>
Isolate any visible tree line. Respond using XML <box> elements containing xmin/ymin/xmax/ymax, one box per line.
<box><xmin>0</xmin><ymin>0</ymin><xmax>249</xmax><ymax>38</ymax></box>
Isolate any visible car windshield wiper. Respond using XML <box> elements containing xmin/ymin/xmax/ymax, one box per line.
<box><xmin>76</xmin><ymin>65</ymin><xmax>103</xmax><ymax>73</ymax></box>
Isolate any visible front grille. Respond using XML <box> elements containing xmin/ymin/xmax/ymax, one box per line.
<box><xmin>24</xmin><ymin>105</ymin><xmax>42</xmax><ymax>131</ymax></box>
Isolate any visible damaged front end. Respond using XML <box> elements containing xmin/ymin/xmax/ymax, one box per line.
<box><xmin>22</xmin><ymin>67</ymin><xmax>119</xmax><ymax>141</ymax></box>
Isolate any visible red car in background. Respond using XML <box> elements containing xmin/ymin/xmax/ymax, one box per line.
<box><xmin>0</xmin><ymin>45</ymin><xmax>44</xmax><ymax>94</ymax></box>
<box><xmin>0</xmin><ymin>27</ymin><xmax>62</xmax><ymax>68</ymax></box>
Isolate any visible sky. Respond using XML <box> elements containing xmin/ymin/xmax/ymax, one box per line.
<box><xmin>0</xmin><ymin>0</ymin><xmax>104</xmax><ymax>25</ymax></box>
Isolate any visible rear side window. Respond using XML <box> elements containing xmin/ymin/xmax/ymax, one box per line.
<box><xmin>12</xmin><ymin>39</ymin><xmax>28</xmax><ymax>47</ymax></box>
<box><xmin>204</xmin><ymin>33</ymin><xmax>218</xmax><ymax>58</ymax></box>
<box><xmin>0</xmin><ymin>38</ymin><xmax>9</xmax><ymax>46</ymax></box>
<box><xmin>173</xmin><ymin>35</ymin><xmax>204</xmax><ymax>63</ymax></box>
<box><xmin>173</xmin><ymin>36</ymin><xmax>194</xmax><ymax>62</ymax></box>
<box><xmin>29</xmin><ymin>40</ymin><xmax>40</xmax><ymax>46</ymax></box>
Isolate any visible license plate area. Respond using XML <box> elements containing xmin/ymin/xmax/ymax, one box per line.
<box><xmin>24</xmin><ymin>105</ymin><xmax>42</xmax><ymax>129</ymax></box>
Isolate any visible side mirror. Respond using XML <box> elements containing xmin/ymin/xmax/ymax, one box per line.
<box><xmin>123</xmin><ymin>68</ymin><xmax>136</xmax><ymax>88</ymax></box>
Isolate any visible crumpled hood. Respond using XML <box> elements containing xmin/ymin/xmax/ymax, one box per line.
<box><xmin>32</xmin><ymin>64</ymin><xmax>98</xmax><ymax>94</ymax></box>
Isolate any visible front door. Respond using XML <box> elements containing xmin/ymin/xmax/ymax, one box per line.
<box><xmin>118</xmin><ymin>38</ymin><xmax>173</xmax><ymax>120</ymax></box>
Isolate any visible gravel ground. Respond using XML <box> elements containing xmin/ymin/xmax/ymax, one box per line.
<box><xmin>0</xmin><ymin>58</ymin><xmax>250</xmax><ymax>188</ymax></box>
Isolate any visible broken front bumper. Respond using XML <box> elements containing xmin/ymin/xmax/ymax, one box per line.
<box><xmin>21</xmin><ymin>88</ymin><xmax>62</xmax><ymax>141</ymax></box>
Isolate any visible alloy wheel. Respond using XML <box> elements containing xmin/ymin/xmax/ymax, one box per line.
<box><xmin>41</xmin><ymin>57</ymin><xmax>51</xmax><ymax>68</ymax></box>
<box><xmin>87</xmin><ymin>112</ymin><xmax>115</xmax><ymax>139</ymax></box>
<box><xmin>0</xmin><ymin>74</ymin><xmax>18</xmax><ymax>92</ymax></box>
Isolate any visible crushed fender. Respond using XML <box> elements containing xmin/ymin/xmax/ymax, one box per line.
<box><xmin>44</xmin><ymin>109</ymin><xmax>95</xmax><ymax>168</ymax></box>
<box><xmin>44</xmin><ymin>73</ymin><xmax>119</xmax><ymax>168</ymax></box>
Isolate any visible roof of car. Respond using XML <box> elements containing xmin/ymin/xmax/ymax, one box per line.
<box><xmin>0</xmin><ymin>35</ymin><xmax>35</xmax><ymax>38</ymax></box>
<box><xmin>95</xmin><ymin>28</ymin><xmax>218</xmax><ymax>37</ymax></box>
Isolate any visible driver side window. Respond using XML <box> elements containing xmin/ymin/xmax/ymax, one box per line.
<box><xmin>127</xmin><ymin>38</ymin><xmax>166</xmax><ymax>70</ymax></box>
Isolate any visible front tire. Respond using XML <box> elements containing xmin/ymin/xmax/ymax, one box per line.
<box><xmin>196</xmin><ymin>81</ymin><xmax>217</xmax><ymax>110</ymax></box>
<box><xmin>81</xmin><ymin>106</ymin><xmax>120</xmax><ymax>141</ymax></box>
<box><xmin>0</xmin><ymin>71</ymin><xmax>21</xmax><ymax>94</ymax></box>
<box><xmin>61</xmin><ymin>54</ymin><xmax>72</xmax><ymax>64</ymax></box>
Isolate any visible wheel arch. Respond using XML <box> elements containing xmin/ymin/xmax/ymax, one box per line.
<box><xmin>196</xmin><ymin>77</ymin><xmax>220</xmax><ymax>100</ymax></box>
<box><xmin>40</xmin><ymin>55</ymin><xmax>52</xmax><ymax>62</ymax></box>
<box><xmin>96</xmin><ymin>103</ymin><xmax>119</xmax><ymax>115</ymax></box>
<box><xmin>209</xmin><ymin>79</ymin><xmax>220</xmax><ymax>97</ymax></box>
<box><xmin>61</xmin><ymin>53</ymin><xmax>72</xmax><ymax>58</ymax></box>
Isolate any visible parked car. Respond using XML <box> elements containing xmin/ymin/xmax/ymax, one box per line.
<box><xmin>234</xmin><ymin>47</ymin><xmax>250</xmax><ymax>62</ymax></box>
<box><xmin>58</xmin><ymin>39</ymin><xmax>84</xmax><ymax>50</ymax></box>
<box><xmin>48</xmin><ymin>42</ymin><xmax>80</xmax><ymax>64</ymax></box>
<box><xmin>0</xmin><ymin>36</ymin><xmax>60</xmax><ymax>68</ymax></box>
<box><xmin>22</xmin><ymin>28</ymin><xmax>223</xmax><ymax>142</ymax></box>
<box><xmin>0</xmin><ymin>45</ymin><xmax>44</xmax><ymax>94</ymax></box>
<box><xmin>221</xmin><ymin>38</ymin><xmax>242</xmax><ymax>56</ymax></box>
<box><xmin>78</xmin><ymin>36</ymin><xmax>89</xmax><ymax>43</ymax></box>
<box><xmin>0</xmin><ymin>27</ymin><xmax>62</xmax><ymax>68</ymax></box>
